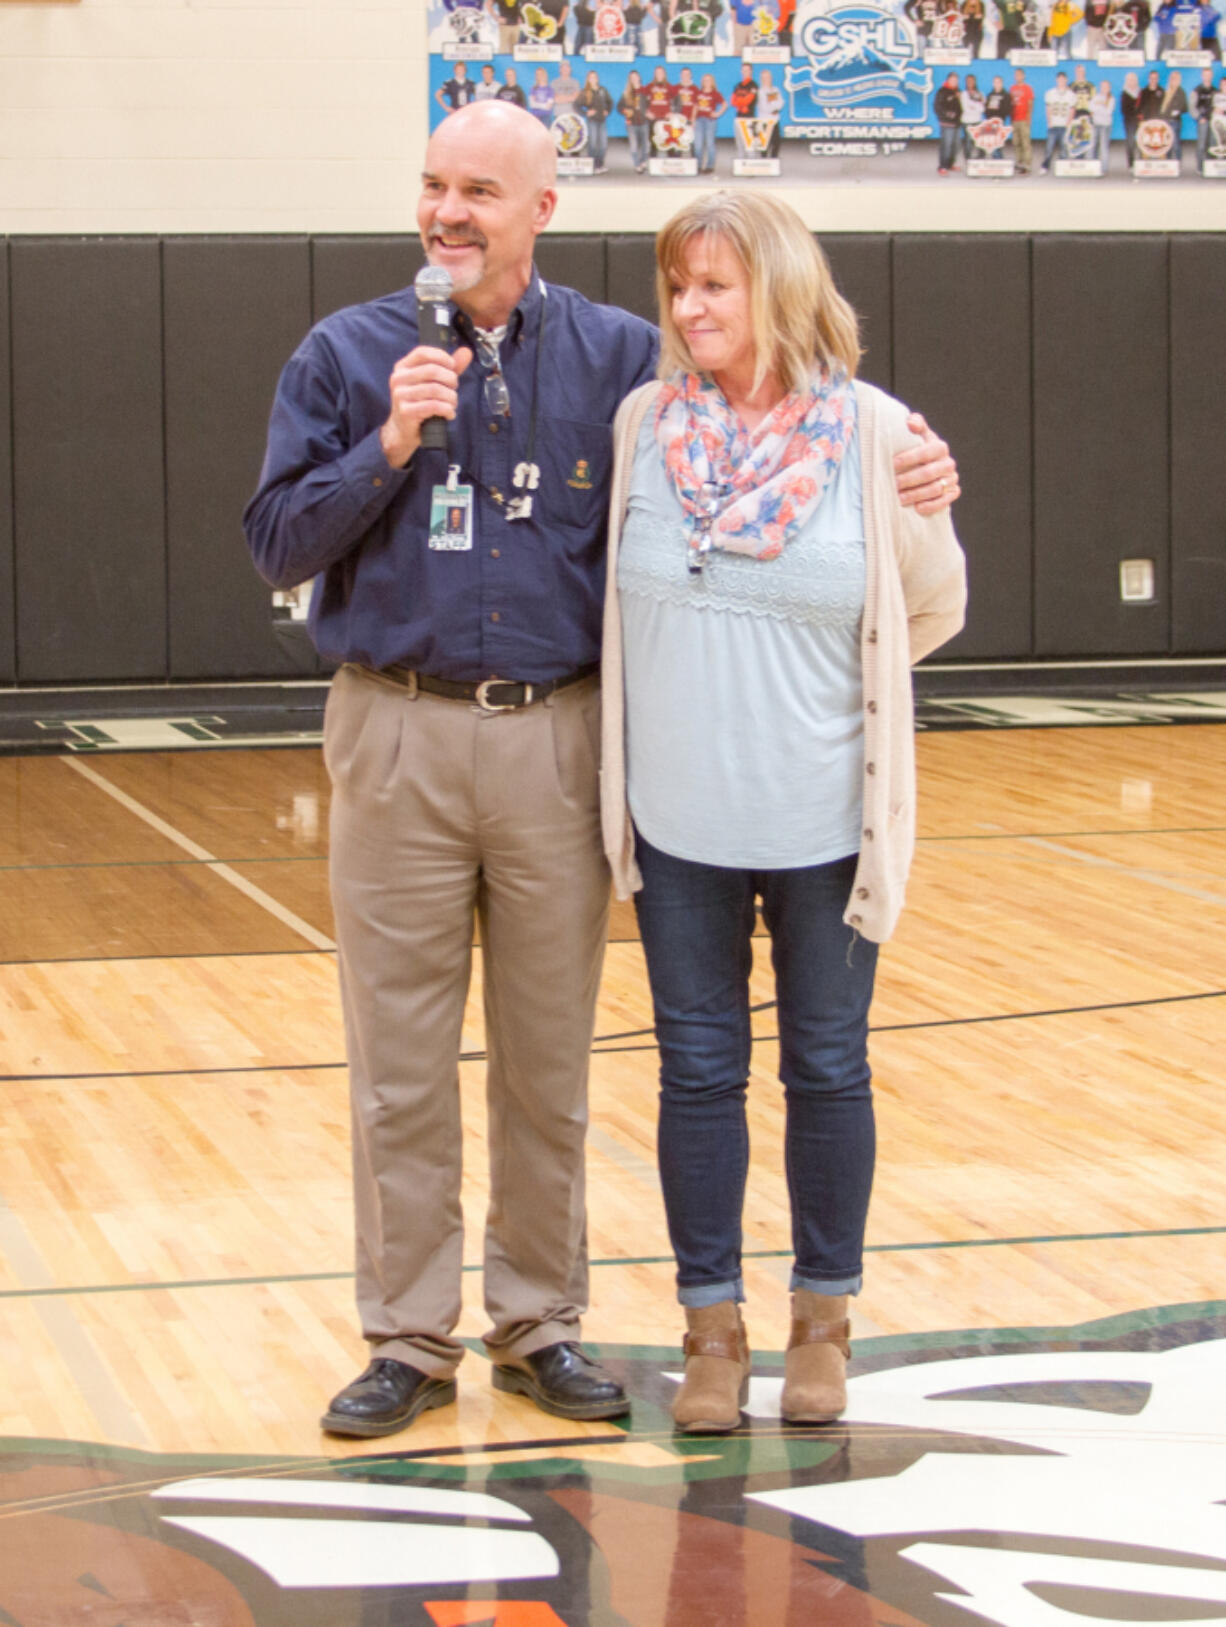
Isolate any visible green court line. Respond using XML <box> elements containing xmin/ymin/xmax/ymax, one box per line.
<box><xmin>3</xmin><ymin>1224</ymin><xmax>1225</xmax><ymax>1303</ymax></box>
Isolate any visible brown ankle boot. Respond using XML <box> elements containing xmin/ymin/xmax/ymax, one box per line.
<box><xmin>672</xmin><ymin>1301</ymin><xmax>750</xmax><ymax>1433</ymax></box>
<box><xmin>781</xmin><ymin>1291</ymin><xmax>849</xmax><ymax>1423</ymax></box>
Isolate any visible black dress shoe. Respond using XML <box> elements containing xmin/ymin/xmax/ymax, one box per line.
<box><xmin>320</xmin><ymin>1358</ymin><xmax>456</xmax><ymax>1438</ymax></box>
<box><xmin>491</xmin><ymin>1341</ymin><xmax>629</xmax><ymax>1420</ymax></box>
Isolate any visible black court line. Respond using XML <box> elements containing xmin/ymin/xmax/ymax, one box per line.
<box><xmin>0</xmin><ymin>855</ymin><xmax>328</xmax><ymax>873</ymax></box>
<box><xmin>1</xmin><ymin>822</ymin><xmax>1224</xmax><ymax>878</ymax></box>
<box><xmin>3</xmin><ymin>816</ymin><xmax>1224</xmax><ymax>969</ymax></box>
<box><xmin>0</xmin><ymin>946</ymin><xmax>337</xmax><ymax>968</ymax></box>
<box><xmin>917</xmin><ymin>823</ymin><xmax>1226</xmax><ymax>843</ymax></box>
<box><xmin>4</xmin><ymin>1224</ymin><xmax>1225</xmax><ymax>1303</ymax></box>
<box><xmin>1</xmin><ymin>986</ymin><xmax>1222</xmax><ymax>1085</ymax></box>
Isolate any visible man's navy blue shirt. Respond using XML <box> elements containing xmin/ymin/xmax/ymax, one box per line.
<box><xmin>244</xmin><ymin>274</ymin><xmax>658</xmax><ymax>683</ymax></box>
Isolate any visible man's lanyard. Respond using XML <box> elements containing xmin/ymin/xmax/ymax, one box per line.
<box><xmin>447</xmin><ymin>283</ymin><xmax>549</xmax><ymax>524</ymax></box>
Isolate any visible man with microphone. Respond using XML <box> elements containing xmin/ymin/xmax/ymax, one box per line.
<box><xmin>245</xmin><ymin>99</ymin><xmax>961</xmax><ymax>1438</ymax></box>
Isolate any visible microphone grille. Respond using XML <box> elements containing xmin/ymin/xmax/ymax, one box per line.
<box><xmin>414</xmin><ymin>264</ymin><xmax>455</xmax><ymax>302</ymax></box>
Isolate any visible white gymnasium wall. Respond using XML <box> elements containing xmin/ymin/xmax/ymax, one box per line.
<box><xmin>0</xmin><ymin>0</ymin><xmax>1223</xmax><ymax>234</ymax></box>
<box><xmin>0</xmin><ymin>0</ymin><xmax>430</xmax><ymax>232</ymax></box>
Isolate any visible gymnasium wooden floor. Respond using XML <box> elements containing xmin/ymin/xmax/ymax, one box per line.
<box><xmin>2</xmin><ymin>717</ymin><xmax>1225</xmax><ymax>1625</ymax></box>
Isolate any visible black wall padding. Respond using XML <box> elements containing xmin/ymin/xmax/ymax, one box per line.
<box><xmin>164</xmin><ymin>237</ymin><xmax>315</xmax><ymax>680</ymax></box>
<box><xmin>1170</xmin><ymin>234</ymin><xmax>1226</xmax><ymax>655</ymax></box>
<box><xmin>606</xmin><ymin>235</ymin><xmax>658</xmax><ymax>325</ymax></box>
<box><xmin>1033</xmin><ymin>235</ymin><xmax>1169</xmax><ymax>657</ymax></box>
<box><xmin>12</xmin><ymin>239</ymin><xmax>167</xmax><ymax>682</ymax></box>
<box><xmin>312</xmin><ymin>236</ymin><xmax>424</xmax><ymax>325</ymax></box>
<box><xmin>0</xmin><ymin>233</ymin><xmax>1219</xmax><ymax>686</ymax></box>
<box><xmin>822</xmin><ymin>235</ymin><xmax>893</xmax><ymax>393</ymax></box>
<box><xmin>0</xmin><ymin>245</ymin><xmax>15</xmax><ymax>684</ymax></box>
<box><xmin>894</xmin><ymin>235</ymin><xmax>1032</xmax><ymax>660</ymax></box>
<box><xmin>536</xmin><ymin>234</ymin><xmax>606</xmax><ymax>304</ymax></box>
<box><xmin>312</xmin><ymin>234</ymin><xmax>606</xmax><ymax>324</ymax></box>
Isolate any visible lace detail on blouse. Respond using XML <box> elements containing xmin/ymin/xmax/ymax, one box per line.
<box><xmin>618</xmin><ymin>511</ymin><xmax>865</xmax><ymax>629</ymax></box>
<box><xmin>617</xmin><ymin>398</ymin><xmax>864</xmax><ymax>630</ymax></box>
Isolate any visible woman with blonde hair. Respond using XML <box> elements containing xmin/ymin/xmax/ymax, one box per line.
<box><xmin>601</xmin><ymin>191</ymin><xmax>965</xmax><ymax>1433</ymax></box>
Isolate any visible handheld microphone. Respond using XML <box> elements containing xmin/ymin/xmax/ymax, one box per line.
<box><xmin>414</xmin><ymin>264</ymin><xmax>455</xmax><ymax>453</ymax></box>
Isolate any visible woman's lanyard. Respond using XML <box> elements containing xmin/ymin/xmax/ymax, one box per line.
<box><xmin>448</xmin><ymin>282</ymin><xmax>548</xmax><ymax>524</ymax></box>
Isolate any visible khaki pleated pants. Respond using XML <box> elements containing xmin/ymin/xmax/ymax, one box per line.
<box><xmin>325</xmin><ymin>664</ymin><xmax>611</xmax><ymax>1378</ymax></box>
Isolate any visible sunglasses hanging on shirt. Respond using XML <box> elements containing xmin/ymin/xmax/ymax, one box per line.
<box><xmin>475</xmin><ymin>332</ymin><xmax>511</xmax><ymax>419</ymax></box>
<box><xmin>687</xmin><ymin>481</ymin><xmax>726</xmax><ymax>575</ymax></box>
<box><xmin>469</xmin><ymin>286</ymin><xmax>548</xmax><ymax>523</ymax></box>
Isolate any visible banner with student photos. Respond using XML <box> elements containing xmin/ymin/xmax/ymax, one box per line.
<box><xmin>429</xmin><ymin>0</ymin><xmax>1226</xmax><ymax>179</ymax></box>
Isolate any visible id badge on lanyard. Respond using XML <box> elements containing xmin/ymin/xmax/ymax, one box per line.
<box><xmin>429</xmin><ymin>466</ymin><xmax>474</xmax><ymax>551</ymax></box>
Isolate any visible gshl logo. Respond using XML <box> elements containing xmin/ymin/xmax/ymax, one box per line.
<box><xmin>800</xmin><ymin>7</ymin><xmax>914</xmax><ymax>62</ymax></box>
<box><xmin>787</xmin><ymin>3</ymin><xmax>932</xmax><ymax>115</ymax></box>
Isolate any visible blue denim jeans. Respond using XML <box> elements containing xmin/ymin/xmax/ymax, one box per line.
<box><xmin>694</xmin><ymin>116</ymin><xmax>717</xmax><ymax>169</ymax></box>
<box><xmin>634</xmin><ymin>835</ymin><xmax>878</xmax><ymax>1308</ymax></box>
<box><xmin>627</xmin><ymin>121</ymin><xmax>649</xmax><ymax>167</ymax></box>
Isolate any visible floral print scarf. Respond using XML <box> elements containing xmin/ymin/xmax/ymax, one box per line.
<box><xmin>654</xmin><ymin>367</ymin><xmax>855</xmax><ymax>560</ymax></box>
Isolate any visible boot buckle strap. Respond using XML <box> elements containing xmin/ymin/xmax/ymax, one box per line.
<box><xmin>683</xmin><ymin>1329</ymin><xmax>744</xmax><ymax>1361</ymax></box>
<box><xmin>788</xmin><ymin>1316</ymin><xmax>851</xmax><ymax>1356</ymax></box>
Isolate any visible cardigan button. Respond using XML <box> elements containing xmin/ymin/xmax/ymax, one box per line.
<box><xmin>867</xmin><ymin>700</ymin><xmax>878</xmax><ymax>713</ymax></box>
<box><xmin>863</xmin><ymin>828</ymin><xmax>874</xmax><ymax>840</ymax></box>
<box><xmin>856</xmin><ymin>887</ymin><xmax>870</xmax><ymax>899</ymax></box>
<box><xmin>865</xmin><ymin>762</ymin><xmax>876</xmax><ymax>775</ymax></box>
<box><xmin>849</xmin><ymin>913</ymin><xmax>863</xmax><ymax>927</ymax></box>
<box><xmin>867</xmin><ymin>628</ymin><xmax>878</xmax><ymax>643</ymax></box>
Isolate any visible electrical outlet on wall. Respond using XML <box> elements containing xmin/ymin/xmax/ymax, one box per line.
<box><xmin>1119</xmin><ymin>559</ymin><xmax>1155</xmax><ymax>604</ymax></box>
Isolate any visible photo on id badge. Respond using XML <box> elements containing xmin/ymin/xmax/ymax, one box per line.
<box><xmin>429</xmin><ymin>482</ymin><xmax>474</xmax><ymax>550</ymax></box>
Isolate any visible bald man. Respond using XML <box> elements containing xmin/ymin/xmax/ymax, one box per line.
<box><xmin>246</xmin><ymin>102</ymin><xmax>960</xmax><ymax>1438</ymax></box>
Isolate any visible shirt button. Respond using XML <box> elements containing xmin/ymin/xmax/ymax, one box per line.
<box><xmin>372</xmin><ymin>476</ymin><xmax>383</xmax><ymax>488</ymax></box>
<box><xmin>489</xmin><ymin>422</ymin><xmax>500</xmax><ymax>433</ymax></box>
<box><xmin>490</xmin><ymin>611</ymin><xmax>501</xmax><ymax>622</ymax></box>
<box><xmin>491</xmin><ymin>548</ymin><xmax>501</xmax><ymax>559</ymax></box>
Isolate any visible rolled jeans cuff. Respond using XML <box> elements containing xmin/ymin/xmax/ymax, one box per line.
<box><xmin>678</xmin><ymin>1279</ymin><xmax>744</xmax><ymax>1308</ymax></box>
<box><xmin>790</xmin><ymin>1270</ymin><xmax>862</xmax><ymax>1296</ymax></box>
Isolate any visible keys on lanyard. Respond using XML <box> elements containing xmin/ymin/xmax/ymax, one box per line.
<box><xmin>687</xmin><ymin>482</ymin><xmax>725</xmax><ymax>576</ymax></box>
<box><xmin>507</xmin><ymin>460</ymin><xmax>540</xmax><ymax>523</ymax></box>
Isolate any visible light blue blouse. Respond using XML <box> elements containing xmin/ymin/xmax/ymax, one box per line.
<box><xmin>617</xmin><ymin>405</ymin><xmax>866</xmax><ymax>870</ymax></box>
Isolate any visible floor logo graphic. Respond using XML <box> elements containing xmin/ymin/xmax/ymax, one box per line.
<box><xmin>3</xmin><ymin>1305</ymin><xmax>1224</xmax><ymax>1626</ymax></box>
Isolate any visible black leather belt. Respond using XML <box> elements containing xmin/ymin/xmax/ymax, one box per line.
<box><xmin>378</xmin><ymin>663</ymin><xmax>598</xmax><ymax>714</ymax></box>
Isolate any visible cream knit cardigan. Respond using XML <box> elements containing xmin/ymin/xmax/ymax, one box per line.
<box><xmin>599</xmin><ymin>378</ymin><xmax>968</xmax><ymax>944</ymax></box>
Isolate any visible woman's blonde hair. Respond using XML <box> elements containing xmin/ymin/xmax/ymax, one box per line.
<box><xmin>654</xmin><ymin>191</ymin><xmax>861</xmax><ymax>395</ymax></box>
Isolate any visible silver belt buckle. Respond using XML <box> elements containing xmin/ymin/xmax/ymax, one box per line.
<box><xmin>474</xmin><ymin>677</ymin><xmax>529</xmax><ymax>714</ymax></box>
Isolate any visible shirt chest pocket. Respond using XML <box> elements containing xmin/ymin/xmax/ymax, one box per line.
<box><xmin>536</xmin><ymin>416</ymin><xmax>613</xmax><ymax>534</ymax></box>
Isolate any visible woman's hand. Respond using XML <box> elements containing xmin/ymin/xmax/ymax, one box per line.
<box><xmin>894</xmin><ymin>412</ymin><xmax>961</xmax><ymax>514</ymax></box>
